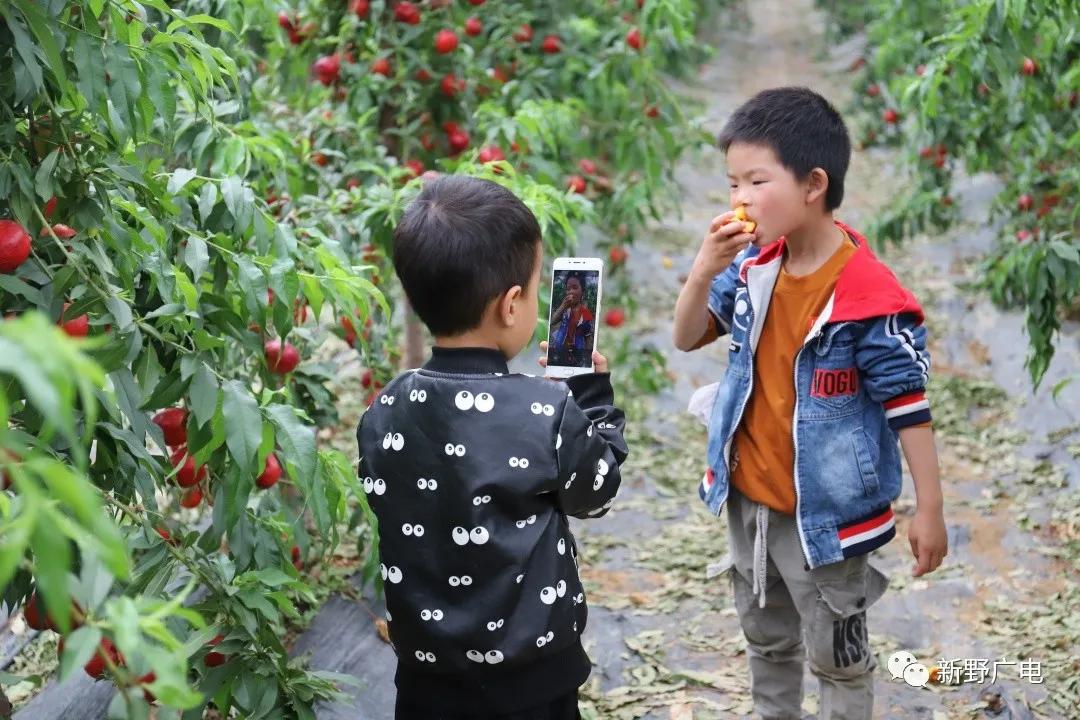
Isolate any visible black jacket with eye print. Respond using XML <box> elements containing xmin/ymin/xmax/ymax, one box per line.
<box><xmin>356</xmin><ymin>346</ymin><xmax>629</xmax><ymax>713</ymax></box>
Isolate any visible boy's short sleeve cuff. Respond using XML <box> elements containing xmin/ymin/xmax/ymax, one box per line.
<box><xmin>706</xmin><ymin>306</ymin><xmax>728</xmax><ymax>335</ymax></box>
<box><xmin>884</xmin><ymin>390</ymin><xmax>932</xmax><ymax>431</ymax></box>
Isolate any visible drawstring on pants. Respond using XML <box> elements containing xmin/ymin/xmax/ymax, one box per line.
<box><xmin>751</xmin><ymin>502</ymin><xmax>769</xmax><ymax>609</ymax></box>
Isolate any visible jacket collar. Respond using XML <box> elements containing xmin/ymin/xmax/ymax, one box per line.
<box><xmin>424</xmin><ymin>346</ymin><xmax>510</xmax><ymax>374</ymax></box>
<box><xmin>740</xmin><ymin>220</ymin><xmax>924</xmax><ymax>325</ymax></box>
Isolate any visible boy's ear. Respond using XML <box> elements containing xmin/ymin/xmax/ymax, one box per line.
<box><xmin>805</xmin><ymin>167</ymin><xmax>830</xmax><ymax>206</ymax></box>
<box><xmin>499</xmin><ymin>285</ymin><xmax>524</xmax><ymax>326</ymax></box>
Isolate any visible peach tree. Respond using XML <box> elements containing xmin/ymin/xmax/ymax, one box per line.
<box><xmin>1</xmin><ymin>0</ymin><xmax>717</xmax><ymax>717</ymax></box>
<box><xmin>821</xmin><ymin>0</ymin><xmax>1078</xmax><ymax>388</ymax></box>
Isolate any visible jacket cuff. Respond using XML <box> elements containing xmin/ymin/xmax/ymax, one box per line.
<box><xmin>884</xmin><ymin>390</ymin><xmax>932</xmax><ymax>431</ymax></box>
<box><xmin>564</xmin><ymin>372</ymin><xmax>614</xmax><ymax>409</ymax></box>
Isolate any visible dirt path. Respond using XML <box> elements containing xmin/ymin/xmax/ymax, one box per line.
<box><xmin>549</xmin><ymin>1</ymin><xmax>1080</xmax><ymax>718</ymax></box>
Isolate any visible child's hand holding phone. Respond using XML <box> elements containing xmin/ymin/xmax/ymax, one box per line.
<box><xmin>538</xmin><ymin>341</ymin><xmax>608</xmax><ymax>374</ymax></box>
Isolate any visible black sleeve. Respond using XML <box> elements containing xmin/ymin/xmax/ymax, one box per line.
<box><xmin>553</xmin><ymin>373</ymin><xmax>629</xmax><ymax>519</ymax></box>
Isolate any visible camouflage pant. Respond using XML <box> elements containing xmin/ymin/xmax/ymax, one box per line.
<box><xmin>721</xmin><ymin>487</ymin><xmax>890</xmax><ymax>720</ymax></box>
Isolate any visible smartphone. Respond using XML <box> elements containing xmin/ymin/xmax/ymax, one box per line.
<box><xmin>545</xmin><ymin>257</ymin><xmax>604</xmax><ymax>378</ymax></box>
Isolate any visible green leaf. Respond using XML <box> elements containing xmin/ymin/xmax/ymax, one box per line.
<box><xmin>265</xmin><ymin>404</ymin><xmax>316</xmax><ymax>486</ymax></box>
<box><xmin>222</xmin><ymin>380</ymin><xmax>261</xmax><ymax>475</ymax></box>
<box><xmin>12</xmin><ymin>1</ymin><xmax>71</xmax><ymax>98</ymax></box>
<box><xmin>105</xmin><ymin>297</ymin><xmax>134</xmax><ymax>333</ymax></box>
<box><xmin>168</xmin><ymin>168</ymin><xmax>198</xmax><ymax>195</ymax></box>
<box><xmin>221</xmin><ymin>176</ymin><xmax>243</xmax><ymax>217</ymax></box>
<box><xmin>172</xmin><ymin>266</ymin><xmax>199</xmax><ymax>310</ymax></box>
<box><xmin>184</xmin><ymin>235</ymin><xmax>209</xmax><ymax>281</ymax></box>
<box><xmin>166</xmin><ymin>13</ymin><xmax>235</xmax><ymax>35</ymax></box>
<box><xmin>34</xmin><ymin>149</ymin><xmax>61</xmax><ymax>201</ymax></box>
<box><xmin>197</xmin><ymin>182</ymin><xmax>218</xmax><ymax>223</ymax></box>
<box><xmin>59</xmin><ymin>626</ymin><xmax>103</xmax><ymax>680</ymax></box>
<box><xmin>31</xmin><ymin>514</ymin><xmax>72</xmax><ymax>630</ymax></box>
<box><xmin>144</xmin><ymin>59</ymin><xmax>176</xmax><ymax>132</ymax></box>
<box><xmin>2</xmin><ymin>9</ymin><xmax>44</xmax><ymax>101</ymax></box>
<box><xmin>189</xmin><ymin>364</ymin><xmax>219</xmax><ymax>428</ymax></box>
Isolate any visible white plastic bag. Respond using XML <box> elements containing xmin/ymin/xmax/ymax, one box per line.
<box><xmin>687</xmin><ymin>381</ymin><xmax>721</xmax><ymax>429</ymax></box>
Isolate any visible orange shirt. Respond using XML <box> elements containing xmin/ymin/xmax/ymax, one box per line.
<box><xmin>730</xmin><ymin>235</ymin><xmax>857</xmax><ymax>514</ymax></box>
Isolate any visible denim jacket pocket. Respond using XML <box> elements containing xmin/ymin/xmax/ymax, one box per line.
<box><xmin>806</xmin><ymin>356</ymin><xmax>861</xmax><ymax>416</ymax></box>
<box><xmin>851</xmin><ymin>429</ymin><xmax>881</xmax><ymax>495</ymax></box>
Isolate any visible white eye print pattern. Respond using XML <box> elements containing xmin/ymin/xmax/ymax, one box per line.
<box><xmin>508</xmin><ymin>457</ymin><xmax>530</xmax><ymax>469</ymax></box>
<box><xmin>593</xmin><ymin>475</ymin><xmax>605</xmax><ymax>491</ymax></box>
<box><xmin>516</xmin><ymin>574</ymin><xmax>524</xmax><ymax>584</ymax></box>
<box><xmin>382</xmin><ymin>432</ymin><xmax>404</xmax><ymax>451</ymax></box>
<box><xmin>539</xmin><ymin>586</ymin><xmax>557</xmax><ymax>605</ymax></box>
<box><xmin>385</xmin><ymin>566</ymin><xmax>403</xmax><ymax>584</ymax></box>
<box><xmin>420</xmin><ymin>609</ymin><xmax>444</xmax><ymax>622</ymax></box>
<box><xmin>485</xmin><ymin>619</ymin><xmax>505</xmax><ymax>631</ymax></box>
<box><xmin>557</xmin><ymin>539</ymin><xmax>566</xmax><ymax>555</ymax></box>
<box><xmin>401</xmin><ymin>523</ymin><xmax>425</xmax><ymax>537</ymax></box>
<box><xmin>556</xmin><ymin>580</ymin><xmax>567</xmax><ymax>597</ymax></box>
<box><xmin>474</xmin><ymin>393</ymin><xmax>495</xmax><ymax>412</ymax></box>
<box><xmin>408</xmin><ymin>389</ymin><xmax>428</xmax><ymax>402</ymax></box>
<box><xmin>386</xmin><ymin>610</ymin><xmax>393</xmax><ymax>622</ymax></box>
<box><xmin>455</xmin><ymin>391</ymin><xmax>475</xmax><ymax>411</ymax></box>
<box><xmin>529</xmin><ymin>402</ymin><xmax>555</xmax><ymax>416</ymax></box>
<box><xmin>556</xmin><ymin>433</ymin><xmax>562</xmax><ymax>450</ymax></box>
<box><xmin>514</xmin><ymin>514</ymin><xmax>537</xmax><ymax>529</ymax></box>
<box><xmin>564</xmin><ymin>472</ymin><xmax>576</xmax><ymax>489</ymax></box>
<box><xmin>448</xmin><ymin>575</ymin><xmax>474</xmax><ymax>587</ymax></box>
<box><xmin>444</xmin><ymin>443</ymin><xmax>467</xmax><ymax>457</ymax></box>
<box><xmin>587</xmin><ymin>424</ymin><xmax>593</xmax><ymax>437</ymax></box>
<box><xmin>414</xmin><ymin>650</ymin><xmax>436</xmax><ymax>662</ymax></box>
<box><xmin>472</xmin><ymin>495</ymin><xmax>492</xmax><ymax>506</ymax></box>
<box><xmin>452</xmin><ymin>526</ymin><xmax>490</xmax><ymax>545</ymax></box>
<box><xmin>535</xmin><ymin>630</ymin><xmax>556</xmax><ymax>648</ymax></box>
<box><xmin>464</xmin><ymin>650</ymin><xmax>505</xmax><ymax>664</ymax></box>
<box><xmin>379</xmin><ymin>395</ymin><xmax>396</xmax><ymax>405</ymax></box>
<box><xmin>416</xmin><ymin>477</ymin><xmax>439</xmax><ymax>491</ymax></box>
<box><xmin>363</xmin><ymin>477</ymin><xmax>374</xmax><ymax>494</ymax></box>
<box><xmin>373</xmin><ymin>478</ymin><xmax>386</xmax><ymax>495</ymax></box>
<box><xmin>597</xmin><ymin>459</ymin><xmax>609</xmax><ymax>476</ymax></box>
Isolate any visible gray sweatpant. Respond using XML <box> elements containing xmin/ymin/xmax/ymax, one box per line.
<box><xmin>721</xmin><ymin>486</ymin><xmax>890</xmax><ymax>720</ymax></box>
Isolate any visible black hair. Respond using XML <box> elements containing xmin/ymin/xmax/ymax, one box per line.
<box><xmin>564</xmin><ymin>272</ymin><xmax>583</xmax><ymax>287</ymax></box>
<box><xmin>717</xmin><ymin>87</ymin><xmax>851</xmax><ymax>211</ymax></box>
<box><xmin>392</xmin><ymin>175</ymin><xmax>541</xmax><ymax>337</ymax></box>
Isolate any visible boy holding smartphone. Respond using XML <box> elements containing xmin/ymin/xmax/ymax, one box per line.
<box><xmin>549</xmin><ymin>272</ymin><xmax>596</xmax><ymax>369</ymax></box>
<box><xmin>357</xmin><ymin>175</ymin><xmax>629</xmax><ymax>719</ymax></box>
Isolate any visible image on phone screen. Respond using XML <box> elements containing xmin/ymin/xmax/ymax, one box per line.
<box><xmin>547</xmin><ymin>268</ymin><xmax>600</xmax><ymax>370</ymax></box>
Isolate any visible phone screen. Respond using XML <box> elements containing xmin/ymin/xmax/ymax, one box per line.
<box><xmin>546</xmin><ymin>268</ymin><xmax>601</xmax><ymax>369</ymax></box>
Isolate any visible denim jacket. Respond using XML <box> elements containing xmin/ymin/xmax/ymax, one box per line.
<box><xmin>699</xmin><ymin>221</ymin><xmax>932</xmax><ymax>569</ymax></box>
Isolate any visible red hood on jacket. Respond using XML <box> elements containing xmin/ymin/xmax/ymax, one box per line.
<box><xmin>741</xmin><ymin>220</ymin><xmax>924</xmax><ymax>325</ymax></box>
